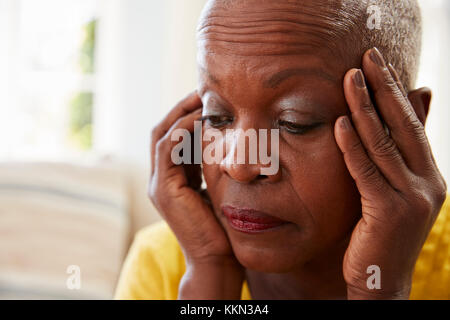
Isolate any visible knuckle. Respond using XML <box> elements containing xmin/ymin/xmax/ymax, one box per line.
<box><xmin>359</xmin><ymin>102</ymin><xmax>376</xmax><ymax>115</ymax></box>
<box><xmin>406</xmin><ymin>176</ymin><xmax>447</xmax><ymax>221</ymax></box>
<box><xmin>417</xmin><ymin>194</ymin><xmax>434</xmax><ymax>215</ymax></box>
<box><xmin>147</xmin><ymin>177</ymin><xmax>158</xmax><ymax>199</ymax></box>
<box><xmin>406</xmin><ymin>187</ymin><xmax>435</xmax><ymax>221</ymax></box>
<box><xmin>152</xmin><ymin>120</ymin><xmax>166</xmax><ymax>136</ymax></box>
<box><xmin>441</xmin><ymin>178</ymin><xmax>448</xmax><ymax>196</ymax></box>
<box><xmin>150</xmin><ymin>126</ymin><xmax>160</xmax><ymax>141</ymax></box>
<box><xmin>436</xmin><ymin>188</ymin><xmax>447</xmax><ymax>207</ymax></box>
<box><xmin>371</xmin><ymin>132</ymin><xmax>398</xmax><ymax>159</ymax></box>
<box><xmin>147</xmin><ymin>183</ymin><xmax>165</xmax><ymax>212</ymax></box>
<box><xmin>348</xmin><ymin>139</ymin><xmax>364</xmax><ymax>155</ymax></box>
<box><xmin>147</xmin><ymin>185</ymin><xmax>158</xmax><ymax>206</ymax></box>
<box><xmin>147</xmin><ymin>186</ymin><xmax>155</xmax><ymax>202</ymax></box>
<box><xmin>156</xmin><ymin>137</ymin><xmax>169</xmax><ymax>154</ymax></box>
<box><xmin>434</xmin><ymin>179</ymin><xmax>448</xmax><ymax>206</ymax></box>
<box><xmin>380</xmin><ymin>77</ymin><xmax>398</xmax><ymax>95</ymax></box>
<box><xmin>346</xmin><ymin>141</ymin><xmax>384</xmax><ymax>190</ymax></box>
<box><xmin>402</xmin><ymin>111</ymin><xmax>424</xmax><ymax>134</ymax></box>
<box><xmin>358</xmin><ymin>159</ymin><xmax>380</xmax><ymax>183</ymax></box>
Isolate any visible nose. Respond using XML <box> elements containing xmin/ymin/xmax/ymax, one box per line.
<box><xmin>221</xmin><ymin>162</ymin><xmax>280</xmax><ymax>183</ymax></box>
<box><xmin>219</xmin><ymin>128</ymin><xmax>281</xmax><ymax>184</ymax></box>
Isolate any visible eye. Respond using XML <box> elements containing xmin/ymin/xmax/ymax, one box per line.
<box><xmin>201</xmin><ymin>115</ymin><xmax>234</xmax><ymax>128</ymax></box>
<box><xmin>278</xmin><ymin>120</ymin><xmax>321</xmax><ymax>135</ymax></box>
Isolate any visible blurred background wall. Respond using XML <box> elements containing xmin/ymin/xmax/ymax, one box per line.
<box><xmin>0</xmin><ymin>0</ymin><xmax>207</xmax><ymax>167</ymax></box>
<box><xmin>93</xmin><ymin>0</ymin><xmax>207</xmax><ymax>164</ymax></box>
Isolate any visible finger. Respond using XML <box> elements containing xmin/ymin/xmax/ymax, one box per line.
<box><xmin>343</xmin><ymin>68</ymin><xmax>409</xmax><ymax>190</ymax></box>
<box><xmin>362</xmin><ymin>47</ymin><xmax>433</xmax><ymax>175</ymax></box>
<box><xmin>185</xmin><ymin>162</ymin><xmax>203</xmax><ymax>191</ymax></box>
<box><xmin>151</xmin><ymin>91</ymin><xmax>202</xmax><ymax>176</ymax></box>
<box><xmin>185</xmin><ymin>129</ymin><xmax>203</xmax><ymax>191</ymax></box>
<box><xmin>154</xmin><ymin>108</ymin><xmax>203</xmax><ymax>185</ymax></box>
<box><xmin>335</xmin><ymin>116</ymin><xmax>390</xmax><ymax>196</ymax></box>
<box><xmin>387</xmin><ymin>63</ymin><xmax>407</xmax><ymax>97</ymax></box>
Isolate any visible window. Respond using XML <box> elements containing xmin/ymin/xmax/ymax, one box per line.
<box><xmin>0</xmin><ymin>0</ymin><xmax>98</xmax><ymax>160</ymax></box>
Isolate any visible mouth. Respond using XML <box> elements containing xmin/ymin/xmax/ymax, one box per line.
<box><xmin>222</xmin><ymin>205</ymin><xmax>289</xmax><ymax>234</ymax></box>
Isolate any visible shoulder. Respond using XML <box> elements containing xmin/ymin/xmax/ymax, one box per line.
<box><xmin>411</xmin><ymin>194</ymin><xmax>450</xmax><ymax>299</ymax></box>
<box><xmin>114</xmin><ymin>220</ymin><xmax>186</xmax><ymax>300</ymax></box>
<box><xmin>134</xmin><ymin>220</ymin><xmax>180</xmax><ymax>253</ymax></box>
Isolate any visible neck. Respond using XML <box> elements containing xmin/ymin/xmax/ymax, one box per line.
<box><xmin>245</xmin><ymin>233</ymin><xmax>351</xmax><ymax>300</ymax></box>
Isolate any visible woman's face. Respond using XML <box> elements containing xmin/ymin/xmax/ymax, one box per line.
<box><xmin>198</xmin><ymin>0</ymin><xmax>362</xmax><ymax>273</ymax></box>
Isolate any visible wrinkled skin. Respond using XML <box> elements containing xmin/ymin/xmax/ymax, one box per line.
<box><xmin>198</xmin><ymin>0</ymin><xmax>362</xmax><ymax>299</ymax></box>
<box><xmin>149</xmin><ymin>0</ymin><xmax>447</xmax><ymax>299</ymax></box>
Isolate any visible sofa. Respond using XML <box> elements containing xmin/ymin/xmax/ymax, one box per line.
<box><xmin>0</xmin><ymin>160</ymin><xmax>161</xmax><ymax>299</ymax></box>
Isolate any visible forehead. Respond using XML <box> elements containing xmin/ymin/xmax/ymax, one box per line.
<box><xmin>197</xmin><ymin>0</ymin><xmax>352</xmax><ymax>57</ymax></box>
<box><xmin>197</xmin><ymin>0</ymin><xmax>356</xmax><ymax>92</ymax></box>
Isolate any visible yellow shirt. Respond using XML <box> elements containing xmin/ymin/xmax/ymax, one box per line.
<box><xmin>115</xmin><ymin>196</ymin><xmax>450</xmax><ymax>300</ymax></box>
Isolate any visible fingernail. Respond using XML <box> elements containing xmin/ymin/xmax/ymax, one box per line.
<box><xmin>370</xmin><ymin>47</ymin><xmax>386</xmax><ymax>67</ymax></box>
<box><xmin>353</xmin><ymin>69</ymin><xmax>366</xmax><ymax>88</ymax></box>
<box><xmin>387</xmin><ymin>63</ymin><xmax>398</xmax><ymax>79</ymax></box>
<box><xmin>340</xmin><ymin>116</ymin><xmax>351</xmax><ymax>130</ymax></box>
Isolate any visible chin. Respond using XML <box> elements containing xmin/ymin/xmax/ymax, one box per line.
<box><xmin>232</xmin><ymin>243</ymin><xmax>306</xmax><ymax>273</ymax></box>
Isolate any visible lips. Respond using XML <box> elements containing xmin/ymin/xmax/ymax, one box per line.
<box><xmin>222</xmin><ymin>205</ymin><xmax>288</xmax><ymax>234</ymax></box>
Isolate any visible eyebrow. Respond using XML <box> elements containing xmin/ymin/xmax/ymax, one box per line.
<box><xmin>200</xmin><ymin>67</ymin><xmax>337</xmax><ymax>89</ymax></box>
<box><xmin>264</xmin><ymin>68</ymin><xmax>337</xmax><ymax>89</ymax></box>
<box><xmin>200</xmin><ymin>67</ymin><xmax>220</xmax><ymax>85</ymax></box>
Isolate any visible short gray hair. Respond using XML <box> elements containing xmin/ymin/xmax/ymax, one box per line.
<box><xmin>200</xmin><ymin>0</ymin><xmax>422</xmax><ymax>92</ymax></box>
<box><xmin>339</xmin><ymin>0</ymin><xmax>422</xmax><ymax>92</ymax></box>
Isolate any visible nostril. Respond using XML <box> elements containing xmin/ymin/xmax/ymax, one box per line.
<box><xmin>256</xmin><ymin>174</ymin><xmax>268</xmax><ymax>180</ymax></box>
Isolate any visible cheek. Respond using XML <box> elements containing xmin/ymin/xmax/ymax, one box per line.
<box><xmin>283</xmin><ymin>130</ymin><xmax>361</xmax><ymax>239</ymax></box>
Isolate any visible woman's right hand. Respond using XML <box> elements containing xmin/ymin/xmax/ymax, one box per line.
<box><xmin>148</xmin><ymin>91</ymin><xmax>244</xmax><ymax>299</ymax></box>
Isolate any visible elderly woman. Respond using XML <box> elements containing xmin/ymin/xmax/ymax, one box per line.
<box><xmin>115</xmin><ymin>0</ymin><xmax>448</xmax><ymax>300</ymax></box>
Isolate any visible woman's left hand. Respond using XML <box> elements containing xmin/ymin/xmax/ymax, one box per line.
<box><xmin>335</xmin><ymin>47</ymin><xmax>447</xmax><ymax>299</ymax></box>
